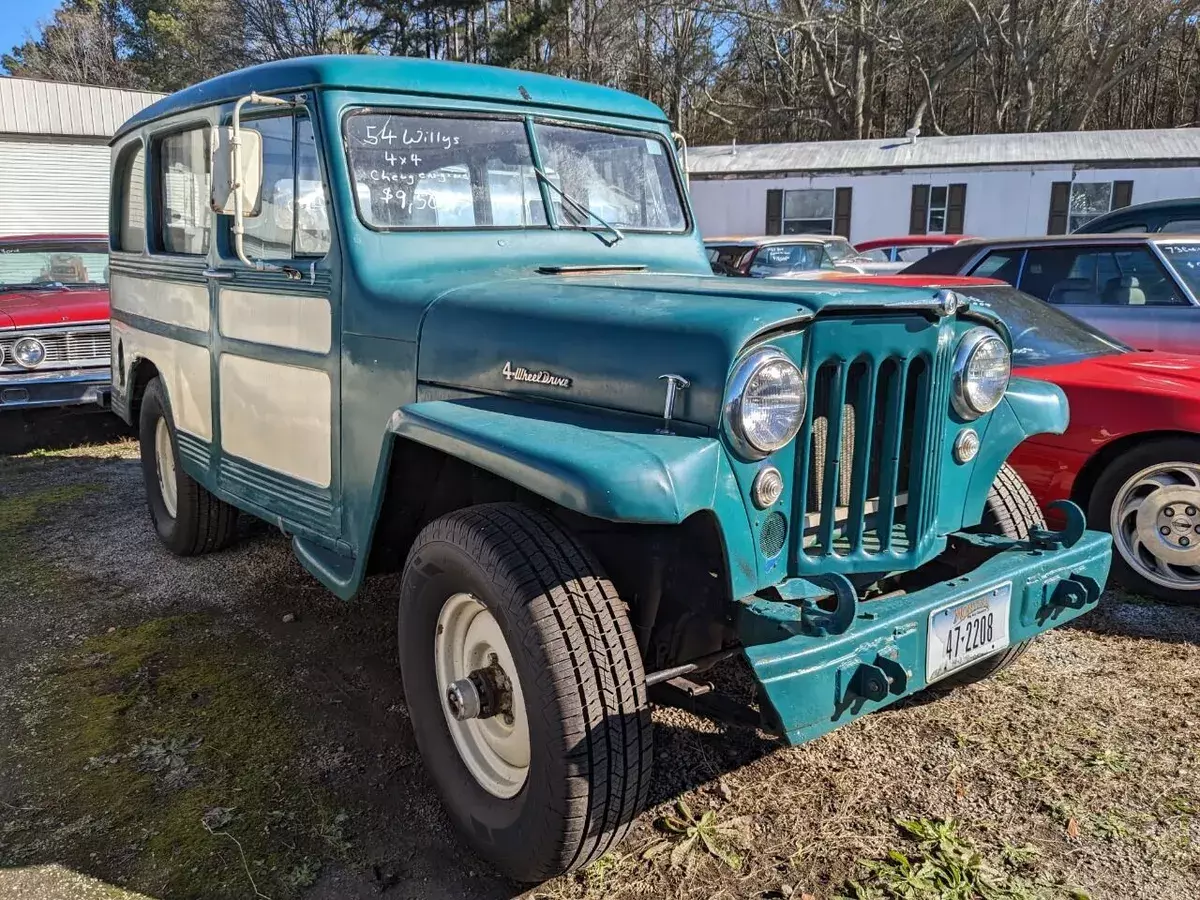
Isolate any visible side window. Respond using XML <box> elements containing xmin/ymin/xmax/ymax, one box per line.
<box><xmin>969</xmin><ymin>248</ymin><xmax>1024</xmax><ymax>284</ymax></box>
<box><xmin>1110</xmin><ymin>248</ymin><xmax>1187</xmax><ymax>306</ymax></box>
<box><xmin>118</xmin><ymin>144</ymin><xmax>145</xmax><ymax>252</ymax></box>
<box><xmin>1160</xmin><ymin>219</ymin><xmax>1200</xmax><ymax>234</ymax></box>
<box><xmin>295</xmin><ymin>118</ymin><xmax>331</xmax><ymax>255</ymax></box>
<box><xmin>897</xmin><ymin>246</ymin><xmax>931</xmax><ymax>262</ymax></box>
<box><xmin>242</xmin><ymin>117</ymin><xmax>293</xmax><ymax>258</ymax></box>
<box><xmin>240</xmin><ymin>116</ymin><xmax>331</xmax><ymax>259</ymax></box>
<box><xmin>1020</xmin><ymin>248</ymin><xmax>1099</xmax><ymax>305</ymax></box>
<box><xmin>159</xmin><ymin>128</ymin><xmax>211</xmax><ymax>255</ymax></box>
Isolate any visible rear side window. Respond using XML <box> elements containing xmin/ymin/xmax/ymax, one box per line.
<box><xmin>117</xmin><ymin>144</ymin><xmax>146</xmax><ymax>252</ymax></box>
<box><xmin>1020</xmin><ymin>246</ymin><xmax>1187</xmax><ymax>307</ymax></box>
<box><xmin>970</xmin><ymin>249</ymin><xmax>1024</xmax><ymax>283</ymax></box>
<box><xmin>159</xmin><ymin>128</ymin><xmax>211</xmax><ymax>255</ymax></box>
<box><xmin>239</xmin><ymin>115</ymin><xmax>331</xmax><ymax>259</ymax></box>
<box><xmin>1160</xmin><ymin>219</ymin><xmax>1200</xmax><ymax>234</ymax></box>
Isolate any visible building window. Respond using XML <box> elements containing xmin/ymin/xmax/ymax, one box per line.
<box><xmin>1069</xmin><ymin>183</ymin><xmax>1113</xmax><ymax>233</ymax></box>
<box><xmin>927</xmin><ymin>186</ymin><xmax>948</xmax><ymax>233</ymax></box>
<box><xmin>766</xmin><ymin>187</ymin><xmax>852</xmax><ymax>237</ymax></box>
<box><xmin>116</xmin><ymin>144</ymin><xmax>145</xmax><ymax>253</ymax></box>
<box><xmin>910</xmin><ymin>184</ymin><xmax>966</xmax><ymax>235</ymax></box>
<box><xmin>782</xmin><ymin>189</ymin><xmax>835</xmax><ymax>234</ymax></box>
<box><xmin>158</xmin><ymin>128</ymin><xmax>211</xmax><ymax>255</ymax></box>
<box><xmin>1048</xmin><ymin>180</ymin><xmax>1133</xmax><ymax>234</ymax></box>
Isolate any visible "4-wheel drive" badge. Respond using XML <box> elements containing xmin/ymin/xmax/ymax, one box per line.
<box><xmin>501</xmin><ymin>361</ymin><xmax>573</xmax><ymax>389</ymax></box>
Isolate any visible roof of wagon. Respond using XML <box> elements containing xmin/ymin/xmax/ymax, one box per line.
<box><xmin>113</xmin><ymin>56</ymin><xmax>669</xmax><ymax>141</ymax></box>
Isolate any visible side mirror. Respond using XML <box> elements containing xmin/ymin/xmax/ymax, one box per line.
<box><xmin>210</xmin><ymin>125</ymin><xmax>263</xmax><ymax>217</ymax></box>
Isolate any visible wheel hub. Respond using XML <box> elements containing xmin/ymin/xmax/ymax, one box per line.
<box><xmin>446</xmin><ymin>656</ymin><xmax>514</xmax><ymax>723</ymax></box>
<box><xmin>434</xmin><ymin>593</ymin><xmax>530</xmax><ymax>798</ymax></box>
<box><xmin>1113</xmin><ymin>461</ymin><xmax>1200</xmax><ymax>591</ymax></box>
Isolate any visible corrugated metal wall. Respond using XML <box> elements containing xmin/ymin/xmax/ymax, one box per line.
<box><xmin>0</xmin><ymin>141</ymin><xmax>111</xmax><ymax>235</ymax></box>
<box><xmin>0</xmin><ymin>78</ymin><xmax>163</xmax><ymax>139</ymax></box>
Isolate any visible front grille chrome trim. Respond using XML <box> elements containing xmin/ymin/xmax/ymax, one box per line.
<box><xmin>0</xmin><ymin>323</ymin><xmax>110</xmax><ymax>373</ymax></box>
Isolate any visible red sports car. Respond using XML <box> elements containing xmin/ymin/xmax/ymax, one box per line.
<box><xmin>855</xmin><ymin>234</ymin><xmax>973</xmax><ymax>265</ymax></box>
<box><xmin>0</xmin><ymin>234</ymin><xmax>111</xmax><ymax>411</ymax></box>
<box><xmin>815</xmin><ymin>272</ymin><xmax>1200</xmax><ymax>604</ymax></box>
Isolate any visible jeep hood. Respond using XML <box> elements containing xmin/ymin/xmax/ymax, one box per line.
<box><xmin>417</xmin><ymin>272</ymin><xmax>952</xmax><ymax>426</ymax></box>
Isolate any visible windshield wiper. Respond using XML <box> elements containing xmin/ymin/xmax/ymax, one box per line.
<box><xmin>533</xmin><ymin>166</ymin><xmax>624</xmax><ymax>246</ymax></box>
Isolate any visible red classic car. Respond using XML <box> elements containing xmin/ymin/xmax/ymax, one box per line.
<box><xmin>814</xmin><ymin>272</ymin><xmax>1200</xmax><ymax>604</ymax></box>
<box><xmin>854</xmin><ymin>234</ymin><xmax>973</xmax><ymax>265</ymax></box>
<box><xmin>0</xmin><ymin>234</ymin><xmax>111</xmax><ymax>411</ymax></box>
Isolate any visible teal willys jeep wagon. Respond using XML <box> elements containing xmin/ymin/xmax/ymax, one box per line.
<box><xmin>107</xmin><ymin>56</ymin><xmax>1112</xmax><ymax>880</ymax></box>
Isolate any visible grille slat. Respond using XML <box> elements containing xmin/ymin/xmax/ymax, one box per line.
<box><xmin>0</xmin><ymin>327</ymin><xmax>110</xmax><ymax>371</ymax></box>
<box><xmin>799</xmin><ymin>351</ymin><xmax>931</xmax><ymax>560</ymax></box>
<box><xmin>843</xmin><ymin>362</ymin><xmax>877</xmax><ymax>552</ymax></box>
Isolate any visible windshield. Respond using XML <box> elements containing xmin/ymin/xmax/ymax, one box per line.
<box><xmin>1158</xmin><ymin>242</ymin><xmax>1200</xmax><ymax>297</ymax></box>
<box><xmin>343</xmin><ymin>111</ymin><xmax>687</xmax><ymax>233</ymax></box>
<box><xmin>824</xmin><ymin>239</ymin><xmax>859</xmax><ymax>262</ymax></box>
<box><xmin>531</xmin><ymin>122</ymin><xmax>686</xmax><ymax>232</ymax></box>
<box><xmin>953</xmin><ymin>285</ymin><xmax>1128</xmax><ymax>366</ymax></box>
<box><xmin>748</xmin><ymin>244</ymin><xmax>829</xmax><ymax>277</ymax></box>
<box><xmin>0</xmin><ymin>242</ymin><xmax>109</xmax><ymax>291</ymax></box>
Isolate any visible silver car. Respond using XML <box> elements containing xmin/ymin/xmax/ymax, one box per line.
<box><xmin>905</xmin><ymin>234</ymin><xmax>1200</xmax><ymax>354</ymax></box>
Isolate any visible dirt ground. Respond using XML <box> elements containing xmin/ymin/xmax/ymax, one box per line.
<box><xmin>0</xmin><ymin>421</ymin><xmax>1197</xmax><ymax>900</ymax></box>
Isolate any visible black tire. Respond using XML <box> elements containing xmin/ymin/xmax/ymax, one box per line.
<box><xmin>939</xmin><ymin>464</ymin><xmax>1043</xmax><ymax>688</ymax></box>
<box><xmin>138</xmin><ymin>377</ymin><xmax>238</xmax><ymax>556</ymax></box>
<box><xmin>1088</xmin><ymin>436</ymin><xmax>1200</xmax><ymax>604</ymax></box>
<box><xmin>397</xmin><ymin>503</ymin><xmax>652</xmax><ymax>882</ymax></box>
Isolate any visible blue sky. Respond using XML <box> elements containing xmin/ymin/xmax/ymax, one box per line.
<box><xmin>0</xmin><ymin>0</ymin><xmax>63</xmax><ymax>66</ymax></box>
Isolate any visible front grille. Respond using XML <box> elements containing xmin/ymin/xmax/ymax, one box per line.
<box><xmin>789</xmin><ymin>318</ymin><xmax>951</xmax><ymax>568</ymax></box>
<box><xmin>0</xmin><ymin>325</ymin><xmax>110</xmax><ymax>372</ymax></box>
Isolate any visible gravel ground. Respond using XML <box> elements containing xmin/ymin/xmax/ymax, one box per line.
<box><xmin>0</xmin><ymin>425</ymin><xmax>1197</xmax><ymax>900</ymax></box>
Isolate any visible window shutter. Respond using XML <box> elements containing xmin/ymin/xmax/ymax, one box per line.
<box><xmin>1047</xmin><ymin>182</ymin><xmax>1071</xmax><ymax>234</ymax></box>
<box><xmin>1113</xmin><ymin>181</ymin><xmax>1134</xmax><ymax>209</ymax></box>
<box><xmin>909</xmin><ymin>185</ymin><xmax>930</xmax><ymax>235</ymax></box>
<box><xmin>766</xmin><ymin>189</ymin><xmax>783</xmax><ymax>235</ymax></box>
<box><xmin>946</xmin><ymin>183</ymin><xmax>967</xmax><ymax>234</ymax></box>
<box><xmin>834</xmin><ymin>187</ymin><xmax>852</xmax><ymax>238</ymax></box>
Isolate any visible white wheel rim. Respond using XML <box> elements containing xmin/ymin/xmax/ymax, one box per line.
<box><xmin>155</xmin><ymin>416</ymin><xmax>178</xmax><ymax>519</ymax></box>
<box><xmin>434</xmin><ymin>592</ymin><xmax>530</xmax><ymax>798</ymax></box>
<box><xmin>1111</xmin><ymin>460</ymin><xmax>1200</xmax><ymax>592</ymax></box>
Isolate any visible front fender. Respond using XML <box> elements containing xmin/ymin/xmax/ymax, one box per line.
<box><xmin>388</xmin><ymin>396</ymin><xmax>759</xmax><ymax>596</ymax></box>
<box><xmin>964</xmin><ymin>376</ymin><xmax>1069</xmax><ymax>518</ymax></box>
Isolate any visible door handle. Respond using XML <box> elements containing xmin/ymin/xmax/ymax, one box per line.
<box><xmin>203</xmin><ymin>268</ymin><xmax>235</xmax><ymax>281</ymax></box>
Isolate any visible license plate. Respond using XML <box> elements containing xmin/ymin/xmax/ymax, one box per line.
<box><xmin>926</xmin><ymin>582</ymin><xmax>1012</xmax><ymax>682</ymax></box>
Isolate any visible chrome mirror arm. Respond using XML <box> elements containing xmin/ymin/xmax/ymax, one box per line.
<box><xmin>231</xmin><ymin>92</ymin><xmax>295</xmax><ymax>273</ymax></box>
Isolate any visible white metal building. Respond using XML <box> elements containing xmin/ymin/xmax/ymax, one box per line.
<box><xmin>687</xmin><ymin>129</ymin><xmax>1200</xmax><ymax>243</ymax></box>
<box><xmin>0</xmin><ymin>77</ymin><xmax>163</xmax><ymax>236</ymax></box>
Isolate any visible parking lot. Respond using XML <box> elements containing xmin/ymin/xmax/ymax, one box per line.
<box><xmin>0</xmin><ymin>423</ymin><xmax>1196</xmax><ymax>900</ymax></box>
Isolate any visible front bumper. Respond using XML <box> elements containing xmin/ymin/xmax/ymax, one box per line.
<box><xmin>738</xmin><ymin>506</ymin><xmax>1111</xmax><ymax>745</ymax></box>
<box><xmin>0</xmin><ymin>369</ymin><xmax>111</xmax><ymax>411</ymax></box>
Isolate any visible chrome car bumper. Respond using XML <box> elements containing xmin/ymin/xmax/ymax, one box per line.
<box><xmin>0</xmin><ymin>368</ymin><xmax>111</xmax><ymax>411</ymax></box>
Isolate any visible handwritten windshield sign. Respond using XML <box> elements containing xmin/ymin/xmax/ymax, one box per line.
<box><xmin>345</xmin><ymin>113</ymin><xmax>544</xmax><ymax>229</ymax></box>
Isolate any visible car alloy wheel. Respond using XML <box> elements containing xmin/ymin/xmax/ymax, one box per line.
<box><xmin>433</xmin><ymin>591</ymin><xmax>531</xmax><ymax>798</ymax></box>
<box><xmin>1110</xmin><ymin>461</ymin><xmax>1200</xmax><ymax>593</ymax></box>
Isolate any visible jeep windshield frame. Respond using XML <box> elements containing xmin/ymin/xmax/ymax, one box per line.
<box><xmin>340</xmin><ymin>107</ymin><xmax>690</xmax><ymax>235</ymax></box>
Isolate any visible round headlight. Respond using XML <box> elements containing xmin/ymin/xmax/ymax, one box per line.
<box><xmin>13</xmin><ymin>337</ymin><xmax>46</xmax><ymax>369</ymax></box>
<box><xmin>726</xmin><ymin>348</ymin><xmax>806</xmax><ymax>457</ymax></box>
<box><xmin>952</xmin><ymin>327</ymin><xmax>1010</xmax><ymax>419</ymax></box>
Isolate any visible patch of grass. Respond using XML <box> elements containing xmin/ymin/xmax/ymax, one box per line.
<box><xmin>0</xmin><ymin>483</ymin><xmax>102</xmax><ymax>594</ymax></box>
<box><xmin>26</xmin><ymin>615</ymin><xmax>349</xmax><ymax>899</ymax></box>
<box><xmin>839</xmin><ymin>818</ymin><xmax>1084</xmax><ymax>900</ymax></box>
